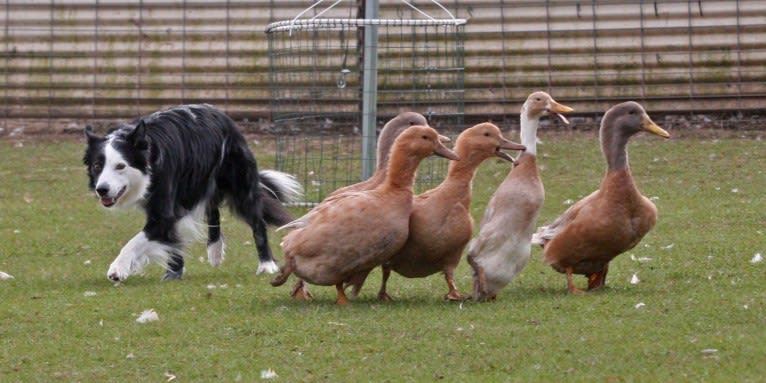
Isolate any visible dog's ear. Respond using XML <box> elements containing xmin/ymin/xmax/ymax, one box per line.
<box><xmin>127</xmin><ymin>120</ymin><xmax>149</xmax><ymax>151</ymax></box>
<box><xmin>84</xmin><ymin>125</ymin><xmax>104</xmax><ymax>144</ymax></box>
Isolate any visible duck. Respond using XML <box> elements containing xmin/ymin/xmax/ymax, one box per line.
<box><xmin>271</xmin><ymin>125</ymin><xmax>459</xmax><ymax>304</ymax></box>
<box><xmin>467</xmin><ymin>91</ymin><xmax>573</xmax><ymax>301</ymax></box>
<box><xmin>277</xmin><ymin>112</ymin><xmax>428</xmax><ymax>299</ymax></box>
<box><xmin>531</xmin><ymin>101</ymin><xmax>669</xmax><ymax>294</ymax></box>
<box><xmin>377</xmin><ymin>122</ymin><xmax>526</xmax><ymax>301</ymax></box>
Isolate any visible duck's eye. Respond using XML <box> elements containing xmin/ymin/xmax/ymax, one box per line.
<box><xmin>484</xmin><ymin>132</ymin><xmax>490</xmax><ymax>137</ymax></box>
<box><xmin>115</xmin><ymin>163</ymin><xmax>126</xmax><ymax>170</ymax></box>
<box><xmin>536</xmin><ymin>98</ymin><xmax>541</xmax><ymax>102</ymax></box>
<box><xmin>629</xmin><ymin>110</ymin><xmax>636</xmax><ymax>115</ymax></box>
<box><xmin>409</xmin><ymin>121</ymin><xmax>416</xmax><ymax>126</ymax></box>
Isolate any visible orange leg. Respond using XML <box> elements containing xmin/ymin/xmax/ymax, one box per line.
<box><xmin>290</xmin><ymin>279</ymin><xmax>313</xmax><ymax>300</ymax></box>
<box><xmin>443</xmin><ymin>269</ymin><xmax>464</xmax><ymax>301</ymax></box>
<box><xmin>270</xmin><ymin>258</ymin><xmax>294</xmax><ymax>287</ymax></box>
<box><xmin>335</xmin><ymin>283</ymin><xmax>350</xmax><ymax>305</ymax></box>
<box><xmin>378</xmin><ymin>266</ymin><xmax>393</xmax><ymax>301</ymax></box>
<box><xmin>566</xmin><ymin>266</ymin><xmax>585</xmax><ymax>295</ymax></box>
<box><xmin>346</xmin><ymin>269</ymin><xmax>371</xmax><ymax>299</ymax></box>
<box><xmin>587</xmin><ymin>264</ymin><xmax>609</xmax><ymax>290</ymax></box>
<box><xmin>467</xmin><ymin>255</ymin><xmax>489</xmax><ymax>301</ymax></box>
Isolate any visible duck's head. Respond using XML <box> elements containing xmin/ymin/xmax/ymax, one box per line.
<box><xmin>600</xmin><ymin>101</ymin><xmax>670</xmax><ymax>170</ymax></box>
<box><xmin>456</xmin><ymin>122</ymin><xmax>526</xmax><ymax>162</ymax></box>
<box><xmin>377</xmin><ymin>112</ymin><xmax>429</xmax><ymax>168</ymax></box>
<box><xmin>395</xmin><ymin>125</ymin><xmax>460</xmax><ymax>161</ymax></box>
<box><xmin>522</xmin><ymin>91</ymin><xmax>573</xmax><ymax>124</ymax></box>
<box><xmin>601</xmin><ymin>101</ymin><xmax>670</xmax><ymax>140</ymax></box>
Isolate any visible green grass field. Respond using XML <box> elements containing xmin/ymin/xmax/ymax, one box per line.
<box><xmin>1</xmin><ymin>130</ymin><xmax>764</xmax><ymax>382</ymax></box>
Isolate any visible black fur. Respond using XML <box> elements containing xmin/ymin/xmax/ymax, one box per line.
<box><xmin>84</xmin><ymin>104</ymin><xmax>299</xmax><ymax>281</ymax></box>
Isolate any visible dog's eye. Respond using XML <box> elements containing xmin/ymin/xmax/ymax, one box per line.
<box><xmin>115</xmin><ymin>163</ymin><xmax>126</xmax><ymax>170</ymax></box>
<box><xmin>93</xmin><ymin>164</ymin><xmax>102</xmax><ymax>172</ymax></box>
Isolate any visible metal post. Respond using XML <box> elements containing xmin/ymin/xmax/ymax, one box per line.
<box><xmin>361</xmin><ymin>0</ymin><xmax>378</xmax><ymax>180</ymax></box>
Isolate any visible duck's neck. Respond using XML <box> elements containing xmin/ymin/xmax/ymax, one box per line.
<box><xmin>520</xmin><ymin>111</ymin><xmax>539</xmax><ymax>157</ymax></box>
<box><xmin>382</xmin><ymin>148</ymin><xmax>421</xmax><ymax>191</ymax></box>
<box><xmin>439</xmin><ymin>145</ymin><xmax>483</xmax><ymax>206</ymax></box>
<box><xmin>601</xmin><ymin>128</ymin><xmax>631</xmax><ymax>171</ymax></box>
<box><xmin>445</xmin><ymin>144</ymin><xmax>483</xmax><ymax>183</ymax></box>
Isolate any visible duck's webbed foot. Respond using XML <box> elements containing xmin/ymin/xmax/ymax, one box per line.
<box><xmin>290</xmin><ymin>279</ymin><xmax>313</xmax><ymax>300</ymax></box>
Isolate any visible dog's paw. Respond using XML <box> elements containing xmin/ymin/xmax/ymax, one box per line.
<box><xmin>162</xmin><ymin>268</ymin><xmax>184</xmax><ymax>281</ymax></box>
<box><xmin>207</xmin><ymin>237</ymin><xmax>225</xmax><ymax>267</ymax></box>
<box><xmin>107</xmin><ymin>262</ymin><xmax>131</xmax><ymax>282</ymax></box>
<box><xmin>256</xmin><ymin>260</ymin><xmax>280</xmax><ymax>275</ymax></box>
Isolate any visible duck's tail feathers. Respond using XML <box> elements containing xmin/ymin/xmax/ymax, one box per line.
<box><xmin>276</xmin><ymin>217</ymin><xmax>307</xmax><ymax>232</ymax></box>
<box><xmin>531</xmin><ymin>225</ymin><xmax>556</xmax><ymax>248</ymax></box>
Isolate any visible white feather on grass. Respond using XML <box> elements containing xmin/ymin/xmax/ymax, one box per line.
<box><xmin>630</xmin><ymin>274</ymin><xmax>640</xmax><ymax>285</ymax></box>
<box><xmin>136</xmin><ymin>309</ymin><xmax>159</xmax><ymax>323</ymax></box>
<box><xmin>0</xmin><ymin>271</ymin><xmax>14</xmax><ymax>280</ymax></box>
<box><xmin>260</xmin><ymin>369</ymin><xmax>278</xmax><ymax>379</ymax></box>
<box><xmin>750</xmin><ymin>253</ymin><xmax>763</xmax><ymax>264</ymax></box>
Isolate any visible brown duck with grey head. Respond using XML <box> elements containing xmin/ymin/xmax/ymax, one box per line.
<box><xmin>532</xmin><ymin>101</ymin><xmax>670</xmax><ymax>294</ymax></box>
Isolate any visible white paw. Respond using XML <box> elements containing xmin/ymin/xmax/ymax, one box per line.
<box><xmin>207</xmin><ymin>237</ymin><xmax>226</xmax><ymax>267</ymax></box>
<box><xmin>107</xmin><ymin>261</ymin><xmax>131</xmax><ymax>282</ymax></box>
<box><xmin>256</xmin><ymin>260</ymin><xmax>280</xmax><ymax>275</ymax></box>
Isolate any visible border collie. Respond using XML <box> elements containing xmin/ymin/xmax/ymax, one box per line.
<box><xmin>83</xmin><ymin>104</ymin><xmax>303</xmax><ymax>282</ymax></box>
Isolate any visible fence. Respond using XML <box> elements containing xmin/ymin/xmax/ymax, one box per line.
<box><xmin>2</xmin><ymin>0</ymin><xmax>764</xmax><ymax>135</ymax></box>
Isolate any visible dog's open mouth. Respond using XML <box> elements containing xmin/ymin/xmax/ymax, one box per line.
<box><xmin>100</xmin><ymin>187</ymin><xmax>126</xmax><ymax>208</ymax></box>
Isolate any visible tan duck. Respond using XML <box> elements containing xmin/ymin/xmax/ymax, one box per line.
<box><xmin>271</xmin><ymin>125</ymin><xmax>459</xmax><ymax>304</ymax></box>
<box><xmin>532</xmin><ymin>101</ymin><xmax>669</xmax><ymax>294</ymax></box>
<box><xmin>467</xmin><ymin>91</ymin><xmax>573</xmax><ymax>301</ymax></box>
<box><xmin>277</xmin><ymin>112</ymin><xmax>428</xmax><ymax>299</ymax></box>
<box><xmin>377</xmin><ymin>122</ymin><xmax>526</xmax><ymax>301</ymax></box>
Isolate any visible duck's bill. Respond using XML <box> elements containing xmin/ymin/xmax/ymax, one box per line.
<box><xmin>641</xmin><ymin>114</ymin><xmax>670</xmax><ymax>138</ymax></box>
<box><xmin>438</xmin><ymin>134</ymin><xmax>451</xmax><ymax>143</ymax></box>
<box><xmin>548</xmin><ymin>101</ymin><xmax>574</xmax><ymax>125</ymax></box>
<box><xmin>495</xmin><ymin>150</ymin><xmax>515</xmax><ymax>162</ymax></box>
<box><xmin>499</xmin><ymin>137</ymin><xmax>526</xmax><ymax>151</ymax></box>
<box><xmin>433</xmin><ymin>143</ymin><xmax>460</xmax><ymax>161</ymax></box>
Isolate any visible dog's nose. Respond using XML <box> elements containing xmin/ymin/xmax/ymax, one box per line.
<box><xmin>96</xmin><ymin>185</ymin><xmax>110</xmax><ymax>197</ymax></box>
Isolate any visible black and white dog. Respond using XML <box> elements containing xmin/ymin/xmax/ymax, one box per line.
<box><xmin>83</xmin><ymin>104</ymin><xmax>302</xmax><ymax>282</ymax></box>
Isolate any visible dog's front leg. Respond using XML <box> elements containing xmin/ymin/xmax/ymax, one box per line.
<box><xmin>107</xmin><ymin>231</ymin><xmax>174</xmax><ymax>282</ymax></box>
<box><xmin>107</xmin><ymin>232</ymin><xmax>149</xmax><ymax>282</ymax></box>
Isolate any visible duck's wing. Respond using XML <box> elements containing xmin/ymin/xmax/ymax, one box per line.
<box><xmin>276</xmin><ymin>191</ymin><xmax>364</xmax><ymax>232</ymax></box>
<box><xmin>532</xmin><ymin>190</ymin><xmax>598</xmax><ymax>246</ymax></box>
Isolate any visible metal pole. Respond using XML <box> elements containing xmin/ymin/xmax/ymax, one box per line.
<box><xmin>361</xmin><ymin>0</ymin><xmax>378</xmax><ymax>180</ymax></box>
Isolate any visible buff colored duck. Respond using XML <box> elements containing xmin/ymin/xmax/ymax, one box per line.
<box><xmin>271</xmin><ymin>125</ymin><xmax>459</xmax><ymax>304</ymax></box>
<box><xmin>278</xmin><ymin>112</ymin><xmax>428</xmax><ymax>299</ymax></box>
<box><xmin>377</xmin><ymin>122</ymin><xmax>525</xmax><ymax>301</ymax></box>
<box><xmin>532</xmin><ymin>101</ymin><xmax>669</xmax><ymax>294</ymax></box>
<box><xmin>467</xmin><ymin>91</ymin><xmax>573</xmax><ymax>301</ymax></box>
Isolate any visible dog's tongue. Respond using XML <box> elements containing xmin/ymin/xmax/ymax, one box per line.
<box><xmin>101</xmin><ymin>197</ymin><xmax>116</xmax><ymax>207</ymax></box>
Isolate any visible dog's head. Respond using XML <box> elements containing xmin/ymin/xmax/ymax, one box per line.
<box><xmin>83</xmin><ymin>121</ymin><xmax>151</xmax><ymax>209</ymax></box>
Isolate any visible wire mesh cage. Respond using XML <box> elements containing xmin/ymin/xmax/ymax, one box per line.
<box><xmin>266</xmin><ymin>2</ymin><xmax>466</xmax><ymax>204</ymax></box>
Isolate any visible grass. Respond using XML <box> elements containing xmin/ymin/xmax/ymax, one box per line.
<box><xmin>1</xmin><ymin>130</ymin><xmax>765</xmax><ymax>382</ymax></box>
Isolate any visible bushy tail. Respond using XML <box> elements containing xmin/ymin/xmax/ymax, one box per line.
<box><xmin>259</xmin><ymin>170</ymin><xmax>304</xmax><ymax>226</ymax></box>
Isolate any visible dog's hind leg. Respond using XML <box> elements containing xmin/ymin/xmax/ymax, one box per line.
<box><xmin>162</xmin><ymin>251</ymin><xmax>185</xmax><ymax>281</ymax></box>
<box><xmin>251</xmin><ymin>217</ymin><xmax>279</xmax><ymax>274</ymax></box>
<box><xmin>206</xmin><ymin>204</ymin><xmax>226</xmax><ymax>267</ymax></box>
<box><xmin>221</xmin><ymin>139</ymin><xmax>279</xmax><ymax>275</ymax></box>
